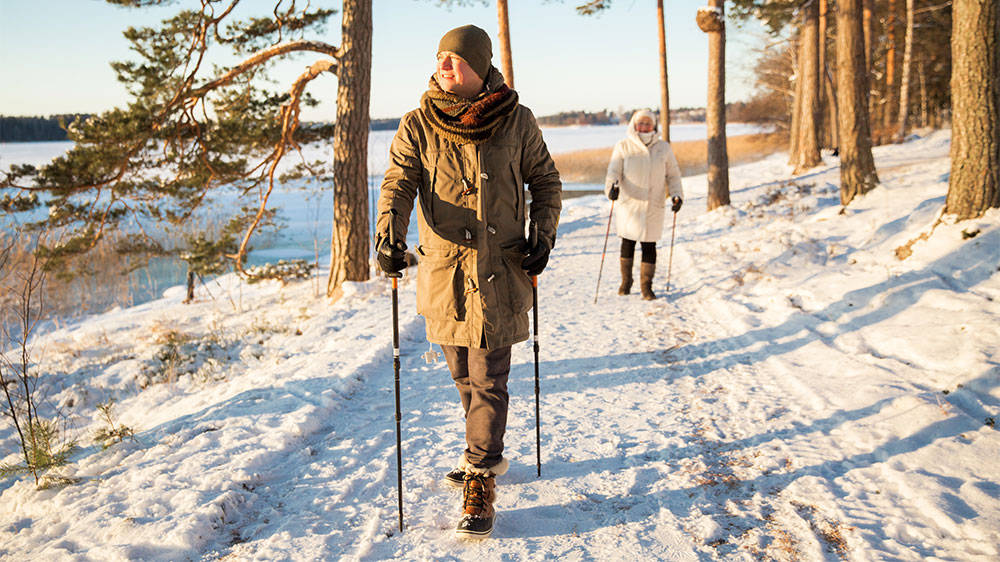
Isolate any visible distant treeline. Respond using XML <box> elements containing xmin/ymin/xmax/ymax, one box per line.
<box><xmin>535</xmin><ymin>105</ymin><xmax>779</xmax><ymax>127</ymax></box>
<box><xmin>1</xmin><ymin>114</ymin><xmax>90</xmax><ymax>142</ymax></box>
<box><xmin>371</xmin><ymin>117</ymin><xmax>401</xmax><ymax>131</ymax></box>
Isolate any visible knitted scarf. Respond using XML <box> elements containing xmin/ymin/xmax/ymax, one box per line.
<box><xmin>420</xmin><ymin>67</ymin><xmax>518</xmax><ymax>145</ymax></box>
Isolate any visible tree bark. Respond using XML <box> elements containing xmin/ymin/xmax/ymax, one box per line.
<box><xmin>946</xmin><ymin>0</ymin><xmax>1000</xmax><ymax>220</ymax></box>
<box><xmin>327</xmin><ymin>0</ymin><xmax>372</xmax><ymax>299</ymax></box>
<box><xmin>497</xmin><ymin>0</ymin><xmax>515</xmax><ymax>88</ymax></box>
<box><xmin>790</xmin><ymin>0</ymin><xmax>823</xmax><ymax>172</ymax></box>
<box><xmin>699</xmin><ymin>1</ymin><xmax>730</xmax><ymax>210</ymax></box>
<box><xmin>836</xmin><ymin>0</ymin><xmax>880</xmax><ymax>205</ymax></box>
<box><xmin>896</xmin><ymin>0</ymin><xmax>915</xmax><ymax>140</ymax></box>
<box><xmin>658</xmin><ymin>0</ymin><xmax>670</xmax><ymax>142</ymax></box>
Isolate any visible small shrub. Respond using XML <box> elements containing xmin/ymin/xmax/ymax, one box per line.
<box><xmin>0</xmin><ymin>420</ymin><xmax>79</xmax><ymax>482</ymax></box>
<box><xmin>93</xmin><ymin>399</ymin><xmax>136</xmax><ymax>449</ymax></box>
<box><xmin>245</xmin><ymin>259</ymin><xmax>315</xmax><ymax>285</ymax></box>
<box><xmin>244</xmin><ymin>316</ymin><xmax>288</xmax><ymax>337</ymax></box>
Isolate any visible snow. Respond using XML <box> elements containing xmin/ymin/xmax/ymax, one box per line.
<box><xmin>2</xmin><ymin>129</ymin><xmax>999</xmax><ymax>560</ymax></box>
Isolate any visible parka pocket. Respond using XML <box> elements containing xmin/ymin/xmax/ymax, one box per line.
<box><xmin>500</xmin><ymin>246</ymin><xmax>533</xmax><ymax>316</ymax></box>
<box><xmin>510</xmin><ymin>161</ymin><xmax>524</xmax><ymax>221</ymax></box>
<box><xmin>416</xmin><ymin>246</ymin><xmax>463</xmax><ymax>321</ymax></box>
<box><xmin>418</xmin><ymin>166</ymin><xmax>438</xmax><ymax>224</ymax></box>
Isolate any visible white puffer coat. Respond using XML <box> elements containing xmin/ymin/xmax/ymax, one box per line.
<box><xmin>604</xmin><ymin>110</ymin><xmax>684</xmax><ymax>242</ymax></box>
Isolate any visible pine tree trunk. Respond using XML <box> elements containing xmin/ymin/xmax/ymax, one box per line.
<box><xmin>863</xmin><ymin>0</ymin><xmax>874</xmax><ymax>117</ymax></box>
<box><xmin>789</xmin><ymin>37</ymin><xmax>802</xmax><ymax>162</ymax></box>
<box><xmin>946</xmin><ymin>0</ymin><xmax>1000</xmax><ymax>220</ymax></box>
<box><xmin>863</xmin><ymin>0</ymin><xmax>873</xmax><ymax>73</ymax></box>
<box><xmin>918</xmin><ymin>62</ymin><xmax>928</xmax><ymax>128</ymax></box>
<box><xmin>327</xmin><ymin>0</ymin><xmax>372</xmax><ymax>299</ymax></box>
<box><xmin>896</xmin><ymin>0</ymin><xmax>915</xmax><ymax>141</ymax></box>
<box><xmin>658</xmin><ymin>0</ymin><xmax>671</xmax><ymax>142</ymax></box>
<box><xmin>825</xmin><ymin>63</ymin><xmax>839</xmax><ymax>149</ymax></box>
<box><xmin>883</xmin><ymin>0</ymin><xmax>899</xmax><ymax>138</ymax></box>
<box><xmin>790</xmin><ymin>1</ymin><xmax>822</xmax><ymax>173</ymax></box>
<box><xmin>497</xmin><ymin>0</ymin><xmax>514</xmax><ymax>88</ymax></box>
<box><xmin>700</xmin><ymin>0</ymin><xmax>730</xmax><ymax>210</ymax></box>
<box><xmin>184</xmin><ymin>269</ymin><xmax>195</xmax><ymax>304</ymax></box>
<box><xmin>837</xmin><ymin>0</ymin><xmax>880</xmax><ymax>205</ymax></box>
<box><xmin>819</xmin><ymin>0</ymin><xmax>831</xmax><ymax>148</ymax></box>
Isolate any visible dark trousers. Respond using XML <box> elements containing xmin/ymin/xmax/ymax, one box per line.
<box><xmin>440</xmin><ymin>344</ymin><xmax>512</xmax><ymax>468</ymax></box>
<box><xmin>621</xmin><ymin>238</ymin><xmax>657</xmax><ymax>264</ymax></box>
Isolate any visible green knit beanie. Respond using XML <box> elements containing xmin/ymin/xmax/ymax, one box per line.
<box><xmin>438</xmin><ymin>24</ymin><xmax>492</xmax><ymax>80</ymax></box>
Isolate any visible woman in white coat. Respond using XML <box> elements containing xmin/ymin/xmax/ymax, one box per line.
<box><xmin>604</xmin><ymin>109</ymin><xmax>684</xmax><ymax>300</ymax></box>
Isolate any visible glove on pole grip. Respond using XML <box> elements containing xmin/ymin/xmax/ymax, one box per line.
<box><xmin>387</xmin><ymin>209</ymin><xmax>402</xmax><ymax>279</ymax></box>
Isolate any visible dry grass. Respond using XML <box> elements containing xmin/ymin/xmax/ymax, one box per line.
<box><xmin>1</xmin><ymin>230</ymin><xmax>141</xmax><ymax>335</ymax></box>
<box><xmin>552</xmin><ymin>132</ymin><xmax>789</xmax><ymax>184</ymax></box>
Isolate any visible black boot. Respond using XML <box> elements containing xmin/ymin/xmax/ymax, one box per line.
<box><xmin>640</xmin><ymin>262</ymin><xmax>656</xmax><ymax>300</ymax></box>
<box><xmin>443</xmin><ymin>467</ymin><xmax>465</xmax><ymax>489</ymax></box>
<box><xmin>618</xmin><ymin>258</ymin><xmax>633</xmax><ymax>295</ymax></box>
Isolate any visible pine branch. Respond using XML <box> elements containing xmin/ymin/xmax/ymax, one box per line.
<box><xmin>187</xmin><ymin>40</ymin><xmax>340</xmax><ymax>99</ymax></box>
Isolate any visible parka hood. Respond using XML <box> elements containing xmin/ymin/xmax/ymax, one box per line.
<box><xmin>626</xmin><ymin>109</ymin><xmax>659</xmax><ymax>147</ymax></box>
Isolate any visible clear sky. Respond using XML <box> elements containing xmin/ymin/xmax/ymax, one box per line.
<box><xmin>0</xmin><ymin>0</ymin><xmax>765</xmax><ymax>121</ymax></box>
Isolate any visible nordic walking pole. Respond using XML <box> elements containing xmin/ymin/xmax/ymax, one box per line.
<box><xmin>665</xmin><ymin>208</ymin><xmax>678</xmax><ymax>293</ymax></box>
<box><xmin>593</xmin><ymin>180</ymin><xmax>618</xmax><ymax>304</ymax></box>
<box><xmin>387</xmin><ymin>209</ymin><xmax>404</xmax><ymax>533</ymax></box>
<box><xmin>529</xmin><ymin>222</ymin><xmax>541</xmax><ymax>477</ymax></box>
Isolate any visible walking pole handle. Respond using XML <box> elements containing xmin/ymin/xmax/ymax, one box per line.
<box><xmin>386</xmin><ymin>209</ymin><xmax>402</xmax><ymax>279</ymax></box>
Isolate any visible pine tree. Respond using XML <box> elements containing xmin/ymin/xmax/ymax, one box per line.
<box><xmin>1</xmin><ymin>1</ymin><xmax>371</xmax><ymax>296</ymax></box>
<box><xmin>837</xmin><ymin>0</ymin><xmax>880</xmax><ymax>204</ymax></box>
<box><xmin>699</xmin><ymin>1</ymin><xmax>731</xmax><ymax>210</ymax></box>
<box><xmin>946</xmin><ymin>0</ymin><xmax>999</xmax><ymax>219</ymax></box>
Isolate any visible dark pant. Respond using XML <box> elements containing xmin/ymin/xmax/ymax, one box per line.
<box><xmin>440</xmin><ymin>344</ymin><xmax>511</xmax><ymax>468</ymax></box>
<box><xmin>621</xmin><ymin>238</ymin><xmax>657</xmax><ymax>264</ymax></box>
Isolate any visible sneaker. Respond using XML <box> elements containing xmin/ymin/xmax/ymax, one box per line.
<box><xmin>454</xmin><ymin>473</ymin><xmax>496</xmax><ymax>539</ymax></box>
<box><xmin>443</xmin><ymin>467</ymin><xmax>465</xmax><ymax>489</ymax></box>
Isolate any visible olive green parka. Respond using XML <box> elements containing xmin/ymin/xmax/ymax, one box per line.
<box><xmin>376</xmin><ymin>72</ymin><xmax>562</xmax><ymax>350</ymax></box>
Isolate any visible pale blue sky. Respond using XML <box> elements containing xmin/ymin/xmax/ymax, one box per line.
<box><xmin>0</xmin><ymin>0</ymin><xmax>765</xmax><ymax>120</ymax></box>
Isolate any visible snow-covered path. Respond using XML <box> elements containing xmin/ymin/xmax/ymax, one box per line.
<box><xmin>2</xmin><ymin>131</ymin><xmax>998</xmax><ymax>561</ymax></box>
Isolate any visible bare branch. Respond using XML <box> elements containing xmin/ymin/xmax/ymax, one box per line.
<box><xmin>230</xmin><ymin>58</ymin><xmax>335</xmax><ymax>272</ymax></box>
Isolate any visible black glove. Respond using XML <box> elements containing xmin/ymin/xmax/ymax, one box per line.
<box><xmin>608</xmin><ymin>184</ymin><xmax>619</xmax><ymax>201</ymax></box>
<box><xmin>521</xmin><ymin>238</ymin><xmax>551</xmax><ymax>277</ymax></box>
<box><xmin>671</xmin><ymin>196</ymin><xmax>683</xmax><ymax>213</ymax></box>
<box><xmin>377</xmin><ymin>236</ymin><xmax>407</xmax><ymax>275</ymax></box>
